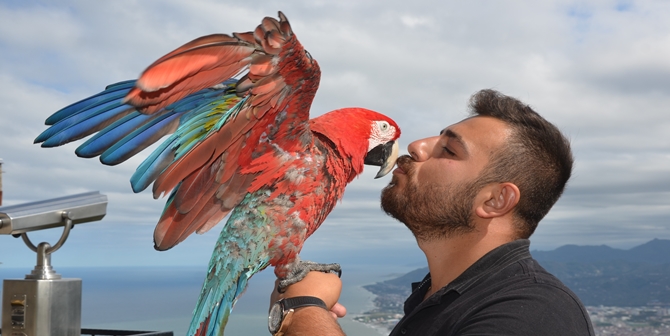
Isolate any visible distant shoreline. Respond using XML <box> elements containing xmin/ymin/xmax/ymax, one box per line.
<box><xmin>352</xmin><ymin>283</ymin><xmax>405</xmax><ymax>335</ymax></box>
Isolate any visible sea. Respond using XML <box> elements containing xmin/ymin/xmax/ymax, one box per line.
<box><xmin>0</xmin><ymin>265</ymin><xmax>412</xmax><ymax>336</ymax></box>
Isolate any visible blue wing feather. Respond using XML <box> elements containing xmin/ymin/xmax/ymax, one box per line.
<box><xmin>100</xmin><ymin>111</ymin><xmax>182</xmax><ymax>165</ymax></box>
<box><xmin>128</xmin><ymin>92</ymin><xmax>246</xmax><ymax>193</ymax></box>
<box><xmin>43</xmin><ymin>80</ymin><xmax>136</xmax><ymax>126</ymax></box>
<box><xmin>104</xmin><ymin>80</ymin><xmax>137</xmax><ymax>91</ymax></box>
<box><xmin>36</xmin><ymin>79</ymin><xmax>244</xmax><ymax>194</ymax></box>
<box><xmin>72</xmin><ymin>86</ymin><xmax>228</xmax><ymax>160</ymax></box>
<box><xmin>130</xmin><ymin>137</ymin><xmax>179</xmax><ymax>193</ymax></box>
<box><xmin>39</xmin><ymin>104</ymin><xmax>134</xmax><ymax>147</ymax></box>
<box><xmin>76</xmin><ymin>112</ymin><xmax>151</xmax><ymax>158</ymax></box>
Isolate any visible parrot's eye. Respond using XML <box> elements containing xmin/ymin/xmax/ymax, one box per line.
<box><xmin>378</xmin><ymin>121</ymin><xmax>390</xmax><ymax>132</ymax></box>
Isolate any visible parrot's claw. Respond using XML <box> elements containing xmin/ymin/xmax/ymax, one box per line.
<box><xmin>277</xmin><ymin>261</ymin><xmax>342</xmax><ymax>292</ymax></box>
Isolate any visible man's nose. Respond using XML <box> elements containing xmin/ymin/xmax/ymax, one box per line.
<box><xmin>407</xmin><ymin>136</ymin><xmax>438</xmax><ymax>162</ymax></box>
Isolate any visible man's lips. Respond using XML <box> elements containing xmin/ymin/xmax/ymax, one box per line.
<box><xmin>393</xmin><ymin>155</ymin><xmax>414</xmax><ymax>175</ymax></box>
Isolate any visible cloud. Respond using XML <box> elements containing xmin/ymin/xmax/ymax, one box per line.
<box><xmin>1</xmin><ymin>0</ymin><xmax>669</xmax><ymax>269</ymax></box>
<box><xmin>400</xmin><ymin>15</ymin><xmax>433</xmax><ymax>28</ymax></box>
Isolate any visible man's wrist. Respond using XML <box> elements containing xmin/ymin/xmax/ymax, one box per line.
<box><xmin>269</xmin><ymin>296</ymin><xmax>328</xmax><ymax>335</ymax></box>
<box><xmin>278</xmin><ymin>306</ymin><xmax>344</xmax><ymax>336</ymax></box>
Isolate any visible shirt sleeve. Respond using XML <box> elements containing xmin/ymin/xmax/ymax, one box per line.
<box><xmin>451</xmin><ymin>283</ymin><xmax>595</xmax><ymax>336</ymax></box>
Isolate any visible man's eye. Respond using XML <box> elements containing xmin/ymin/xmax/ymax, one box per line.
<box><xmin>443</xmin><ymin>147</ymin><xmax>455</xmax><ymax>156</ymax></box>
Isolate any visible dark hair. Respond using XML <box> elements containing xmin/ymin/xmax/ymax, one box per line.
<box><xmin>470</xmin><ymin>89</ymin><xmax>573</xmax><ymax>238</ymax></box>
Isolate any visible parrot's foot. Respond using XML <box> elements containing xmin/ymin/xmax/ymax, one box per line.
<box><xmin>277</xmin><ymin>261</ymin><xmax>342</xmax><ymax>292</ymax></box>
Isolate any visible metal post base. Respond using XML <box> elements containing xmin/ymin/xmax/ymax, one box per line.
<box><xmin>2</xmin><ymin>278</ymin><xmax>82</xmax><ymax>336</ymax></box>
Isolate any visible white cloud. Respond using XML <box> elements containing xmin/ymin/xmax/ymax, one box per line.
<box><xmin>400</xmin><ymin>15</ymin><xmax>433</xmax><ymax>28</ymax></box>
<box><xmin>1</xmin><ymin>0</ymin><xmax>670</xmax><ymax>269</ymax></box>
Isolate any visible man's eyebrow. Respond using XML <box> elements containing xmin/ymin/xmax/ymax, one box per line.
<box><xmin>440</xmin><ymin>128</ymin><xmax>468</xmax><ymax>153</ymax></box>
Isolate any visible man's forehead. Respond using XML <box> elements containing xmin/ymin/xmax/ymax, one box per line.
<box><xmin>440</xmin><ymin>116</ymin><xmax>480</xmax><ymax>132</ymax></box>
<box><xmin>440</xmin><ymin>116</ymin><xmax>510</xmax><ymax>150</ymax></box>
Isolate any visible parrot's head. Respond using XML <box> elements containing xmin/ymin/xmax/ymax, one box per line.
<box><xmin>310</xmin><ymin>107</ymin><xmax>401</xmax><ymax>180</ymax></box>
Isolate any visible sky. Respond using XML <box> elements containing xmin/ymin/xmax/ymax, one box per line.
<box><xmin>0</xmin><ymin>0</ymin><xmax>669</xmax><ymax>270</ymax></box>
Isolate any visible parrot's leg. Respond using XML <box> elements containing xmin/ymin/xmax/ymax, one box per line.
<box><xmin>277</xmin><ymin>260</ymin><xmax>342</xmax><ymax>292</ymax></box>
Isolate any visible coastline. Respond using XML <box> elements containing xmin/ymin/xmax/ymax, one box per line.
<box><xmin>351</xmin><ymin>284</ymin><xmax>406</xmax><ymax>335</ymax></box>
<box><xmin>331</xmin><ymin>264</ymin><xmax>420</xmax><ymax>336</ymax></box>
<box><xmin>351</xmin><ymin>286</ymin><xmax>403</xmax><ymax>336</ymax></box>
<box><xmin>349</xmin><ymin>267</ymin><xmax>431</xmax><ymax>335</ymax></box>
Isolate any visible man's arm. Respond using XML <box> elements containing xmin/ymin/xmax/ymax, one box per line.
<box><xmin>269</xmin><ymin>271</ymin><xmax>347</xmax><ymax>336</ymax></box>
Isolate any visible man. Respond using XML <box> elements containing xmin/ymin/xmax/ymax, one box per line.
<box><xmin>269</xmin><ymin>89</ymin><xmax>595</xmax><ymax>335</ymax></box>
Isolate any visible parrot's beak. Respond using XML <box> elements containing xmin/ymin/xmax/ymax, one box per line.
<box><xmin>364</xmin><ymin>140</ymin><xmax>399</xmax><ymax>179</ymax></box>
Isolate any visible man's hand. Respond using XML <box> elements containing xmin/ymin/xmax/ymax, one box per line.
<box><xmin>271</xmin><ymin>271</ymin><xmax>347</xmax><ymax>319</ymax></box>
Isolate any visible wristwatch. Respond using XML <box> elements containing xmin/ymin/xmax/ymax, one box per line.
<box><xmin>268</xmin><ymin>296</ymin><xmax>328</xmax><ymax>335</ymax></box>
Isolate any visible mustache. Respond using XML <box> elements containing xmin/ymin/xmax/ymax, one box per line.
<box><xmin>396</xmin><ymin>155</ymin><xmax>416</xmax><ymax>175</ymax></box>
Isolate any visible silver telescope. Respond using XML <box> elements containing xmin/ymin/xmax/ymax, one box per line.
<box><xmin>0</xmin><ymin>191</ymin><xmax>107</xmax><ymax>235</ymax></box>
<box><xmin>1</xmin><ymin>191</ymin><xmax>108</xmax><ymax>336</ymax></box>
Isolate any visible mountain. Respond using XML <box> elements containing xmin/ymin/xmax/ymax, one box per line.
<box><xmin>531</xmin><ymin>238</ymin><xmax>670</xmax><ymax>264</ymax></box>
<box><xmin>363</xmin><ymin>267</ymin><xmax>428</xmax><ymax>298</ymax></box>
<box><xmin>365</xmin><ymin>239</ymin><xmax>670</xmax><ymax>307</ymax></box>
<box><xmin>531</xmin><ymin>239</ymin><xmax>670</xmax><ymax>306</ymax></box>
<box><xmin>538</xmin><ymin>260</ymin><xmax>670</xmax><ymax>306</ymax></box>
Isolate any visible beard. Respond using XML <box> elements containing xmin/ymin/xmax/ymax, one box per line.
<box><xmin>380</xmin><ymin>155</ymin><xmax>482</xmax><ymax>241</ymax></box>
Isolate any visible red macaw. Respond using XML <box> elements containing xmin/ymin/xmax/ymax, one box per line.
<box><xmin>35</xmin><ymin>12</ymin><xmax>400</xmax><ymax>336</ymax></box>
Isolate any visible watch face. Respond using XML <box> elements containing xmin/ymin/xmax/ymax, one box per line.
<box><xmin>268</xmin><ymin>301</ymin><xmax>283</xmax><ymax>333</ymax></box>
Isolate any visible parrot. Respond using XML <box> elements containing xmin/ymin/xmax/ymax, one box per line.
<box><xmin>34</xmin><ymin>11</ymin><xmax>400</xmax><ymax>336</ymax></box>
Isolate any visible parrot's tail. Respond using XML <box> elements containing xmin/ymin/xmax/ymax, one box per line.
<box><xmin>193</xmin><ymin>316</ymin><xmax>212</xmax><ymax>336</ymax></box>
<box><xmin>187</xmin><ymin>265</ymin><xmax>261</xmax><ymax>336</ymax></box>
<box><xmin>186</xmin><ymin>197</ymin><xmax>274</xmax><ymax>336</ymax></box>
<box><xmin>191</xmin><ymin>297</ymin><xmax>231</xmax><ymax>336</ymax></box>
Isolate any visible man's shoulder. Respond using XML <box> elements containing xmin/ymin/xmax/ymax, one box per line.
<box><xmin>455</xmin><ymin>282</ymin><xmax>595</xmax><ymax>335</ymax></box>
<box><xmin>457</xmin><ymin>256</ymin><xmax>595</xmax><ymax>335</ymax></box>
<box><xmin>489</xmin><ymin>256</ymin><xmax>588</xmax><ymax>309</ymax></box>
<box><xmin>393</xmin><ymin>252</ymin><xmax>595</xmax><ymax>336</ymax></box>
<box><xmin>505</xmin><ymin>257</ymin><xmax>577</xmax><ymax>290</ymax></box>
<box><xmin>489</xmin><ymin>259</ymin><xmax>588</xmax><ymax>310</ymax></box>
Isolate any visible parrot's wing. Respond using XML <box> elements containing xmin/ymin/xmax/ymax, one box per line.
<box><xmin>146</xmin><ymin>12</ymin><xmax>320</xmax><ymax>250</ymax></box>
<box><xmin>124</xmin><ymin>12</ymin><xmax>301</xmax><ymax>116</ymax></box>
<box><xmin>35</xmin><ymin>79</ymin><xmax>242</xmax><ymax>174</ymax></box>
<box><xmin>35</xmin><ymin>12</ymin><xmax>319</xmax><ymax>250</ymax></box>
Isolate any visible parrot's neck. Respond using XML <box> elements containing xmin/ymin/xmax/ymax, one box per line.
<box><xmin>308</xmin><ymin>109</ymin><xmax>369</xmax><ymax>181</ymax></box>
<box><xmin>311</xmin><ymin>131</ymin><xmax>364</xmax><ymax>184</ymax></box>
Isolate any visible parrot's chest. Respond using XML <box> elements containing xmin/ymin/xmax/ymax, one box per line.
<box><xmin>237</xmin><ymin>137</ymin><xmax>350</xmax><ymax>263</ymax></box>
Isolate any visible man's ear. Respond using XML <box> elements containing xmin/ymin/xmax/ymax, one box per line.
<box><xmin>475</xmin><ymin>183</ymin><xmax>520</xmax><ymax>219</ymax></box>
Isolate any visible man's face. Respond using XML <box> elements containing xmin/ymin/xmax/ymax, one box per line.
<box><xmin>381</xmin><ymin>116</ymin><xmax>511</xmax><ymax>241</ymax></box>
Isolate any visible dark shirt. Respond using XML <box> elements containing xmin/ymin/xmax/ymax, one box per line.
<box><xmin>389</xmin><ymin>239</ymin><xmax>595</xmax><ymax>336</ymax></box>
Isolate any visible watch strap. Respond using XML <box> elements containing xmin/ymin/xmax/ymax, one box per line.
<box><xmin>271</xmin><ymin>296</ymin><xmax>328</xmax><ymax>336</ymax></box>
<box><xmin>281</xmin><ymin>296</ymin><xmax>328</xmax><ymax>311</ymax></box>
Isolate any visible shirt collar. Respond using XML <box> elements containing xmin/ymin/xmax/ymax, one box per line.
<box><xmin>411</xmin><ymin>239</ymin><xmax>532</xmax><ymax>302</ymax></box>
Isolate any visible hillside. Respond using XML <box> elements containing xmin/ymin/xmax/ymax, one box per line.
<box><xmin>532</xmin><ymin>238</ymin><xmax>670</xmax><ymax>264</ymax></box>
<box><xmin>364</xmin><ymin>239</ymin><xmax>670</xmax><ymax>307</ymax></box>
<box><xmin>532</xmin><ymin>239</ymin><xmax>670</xmax><ymax>306</ymax></box>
